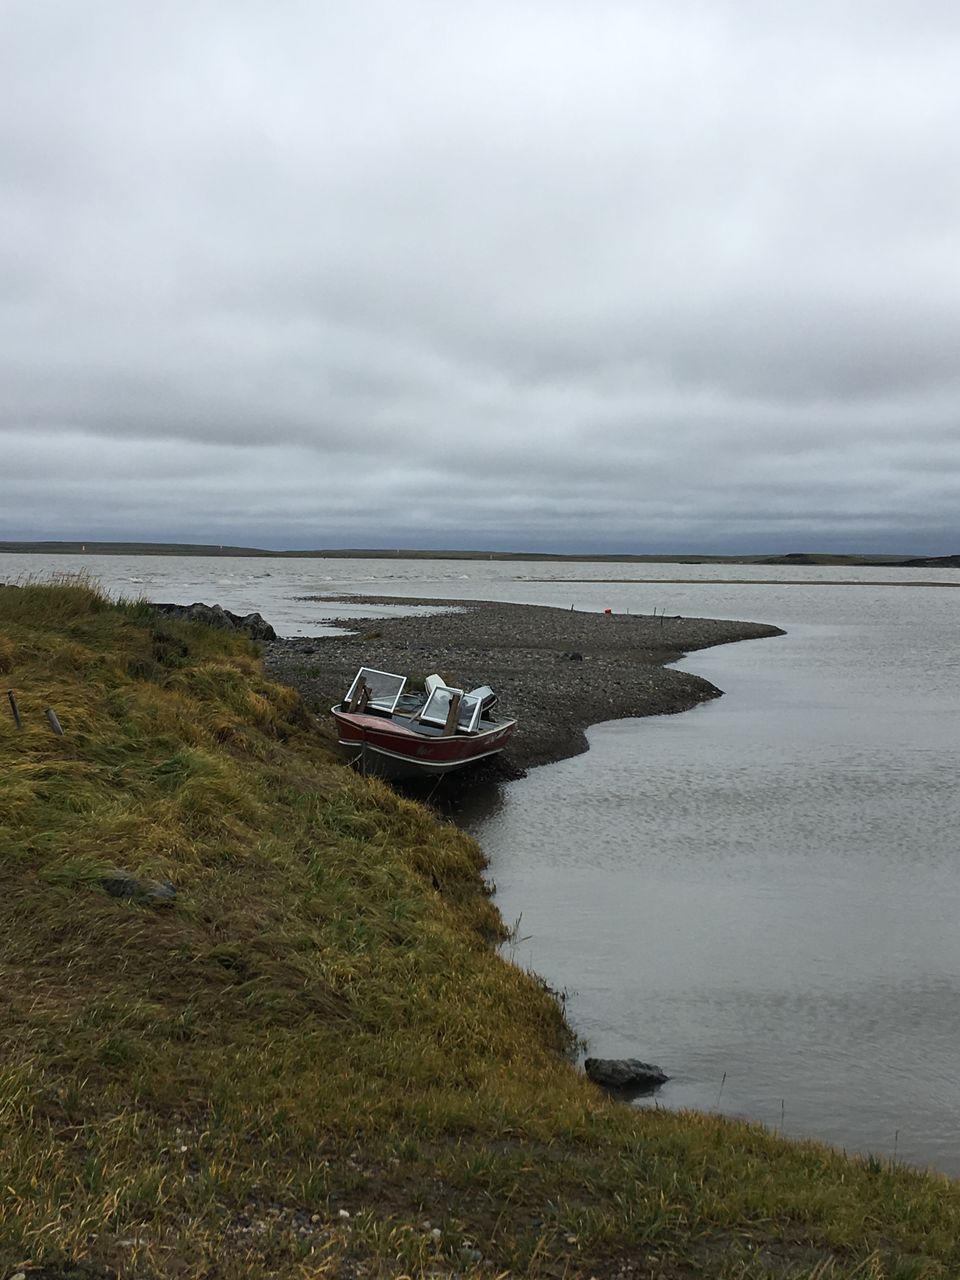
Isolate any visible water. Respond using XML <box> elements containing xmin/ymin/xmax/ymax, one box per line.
<box><xmin>3</xmin><ymin>552</ymin><xmax>959</xmax><ymax>1174</ymax></box>
<box><xmin>460</xmin><ymin>618</ymin><xmax>960</xmax><ymax>1175</ymax></box>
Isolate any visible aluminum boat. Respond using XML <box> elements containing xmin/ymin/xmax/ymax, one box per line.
<box><xmin>332</xmin><ymin>667</ymin><xmax>517</xmax><ymax>780</ymax></box>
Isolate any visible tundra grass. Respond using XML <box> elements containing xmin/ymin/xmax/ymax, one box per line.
<box><xmin>1</xmin><ymin>581</ymin><xmax>959</xmax><ymax>1279</ymax></box>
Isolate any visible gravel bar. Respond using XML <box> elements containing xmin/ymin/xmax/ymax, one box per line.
<box><xmin>264</xmin><ymin>596</ymin><xmax>784</xmax><ymax>774</ymax></box>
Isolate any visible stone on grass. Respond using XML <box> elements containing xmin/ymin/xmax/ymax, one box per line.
<box><xmin>101</xmin><ymin>873</ymin><xmax>177</xmax><ymax>907</ymax></box>
<box><xmin>584</xmin><ymin>1057</ymin><xmax>669</xmax><ymax>1092</ymax></box>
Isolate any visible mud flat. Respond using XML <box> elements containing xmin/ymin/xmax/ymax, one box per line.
<box><xmin>264</xmin><ymin>596</ymin><xmax>784</xmax><ymax>772</ymax></box>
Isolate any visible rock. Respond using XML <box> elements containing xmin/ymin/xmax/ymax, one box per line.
<box><xmin>152</xmin><ymin>601</ymin><xmax>278</xmax><ymax>641</ymax></box>
<box><xmin>143</xmin><ymin>880</ymin><xmax>178</xmax><ymax>905</ymax></box>
<box><xmin>237</xmin><ymin>611</ymin><xmax>278</xmax><ymax>641</ymax></box>
<box><xmin>101</xmin><ymin>873</ymin><xmax>177</xmax><ymax>907</ymax></box>
<box><xmin>100</xmin><ymin>875</ymin><xmax>141</xmax><ymax>898</ymax></box>
<box><xmin>584</xmin><ymin>1057</ymin><xmax>669</xmax><ymax>1092</ymax></box>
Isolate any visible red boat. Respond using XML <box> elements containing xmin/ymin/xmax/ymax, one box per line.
<box><xmin>332</xmin><ymin>667</ymin><xmax>517</xmax><ymax>781</ymax></box>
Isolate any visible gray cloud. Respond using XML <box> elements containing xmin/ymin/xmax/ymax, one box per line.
<box><xmin>2</xmin><ymin>0</ymin><xmax>959</xmax><ymax>552</ymax></box>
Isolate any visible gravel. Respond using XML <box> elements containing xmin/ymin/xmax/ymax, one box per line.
<box><xmin>263</xmin><ymin>596</ymin><xmax>784</xmax><ymax>774</ymax></box>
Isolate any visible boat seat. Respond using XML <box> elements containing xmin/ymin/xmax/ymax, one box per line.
<box><xmin>422</xmin><ymin>676</ymin><xmax>498</xmax><ymax>718</ymax></box>
<box><xmin>466</xmin><ymin>685</ymin><xmax>498</xmax><ymax>713</ymax></box>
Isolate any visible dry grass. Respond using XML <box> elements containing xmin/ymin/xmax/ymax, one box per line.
<box><xmin>2</xmin><ymin>580</ymin><xmax>960</xmax><ymax>1279</ymax></box>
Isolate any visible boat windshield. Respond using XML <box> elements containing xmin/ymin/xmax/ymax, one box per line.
<box><xmin>343</xmin><ymin>667</ymin><xmax>406</xmax><ymax>713</ymax></box>
<box><xmin>419</xmin><ymin>686</ymin><xmax>483</xmax><ymax>732</ymax></box>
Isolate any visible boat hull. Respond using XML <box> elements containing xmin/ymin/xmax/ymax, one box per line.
<box><xmin>332</xmin><ymin>708</ymin><xmax>517</xmax><ymax>780</ymax></box>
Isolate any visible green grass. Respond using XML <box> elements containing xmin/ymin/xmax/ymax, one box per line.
<box><xmin>2</xmin><ymin>580</ymin><xmax>960</xmax><ymax>1279</ymax></box>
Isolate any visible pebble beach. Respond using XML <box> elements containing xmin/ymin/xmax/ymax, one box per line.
<box><xmin>264</xmin><ymin>596</ymin><xmax>784</xmax><ymax>773</ymax></box>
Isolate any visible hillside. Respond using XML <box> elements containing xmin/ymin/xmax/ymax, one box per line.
<box><xmin>2</xmin><ymin>581</ymin><xmax>960</xmax><ymax>1279</ymax></box>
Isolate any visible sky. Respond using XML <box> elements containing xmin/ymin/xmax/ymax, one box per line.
<box><xmin>2</xmin><ymin>1</ymin><xmax>959</xmax><ymax>554</ymax></box>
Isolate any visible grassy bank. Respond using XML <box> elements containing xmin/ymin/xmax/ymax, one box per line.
<box><xmin>2</xmin><ymin>581</ymin><xmax>959</xmax><ymax>1279</ymax></box>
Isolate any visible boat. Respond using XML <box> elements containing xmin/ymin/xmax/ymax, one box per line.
<box><xmin>331</xmin><ymin>667</ymin><xmax>517</xmax><ymax>781</ymax></box>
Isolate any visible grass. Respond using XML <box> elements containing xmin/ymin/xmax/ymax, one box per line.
<box><xmin>2</xmin><ymin>580</ymin><xmax>960</xmax><ymax>1278</ymax></box>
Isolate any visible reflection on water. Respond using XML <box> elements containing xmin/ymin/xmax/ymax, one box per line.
<box><xmin>3</xmin><ymin>551</ymin><xmax>960</xmax><ymax>1175</ymax></box>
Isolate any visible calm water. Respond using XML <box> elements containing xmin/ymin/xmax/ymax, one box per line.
<box><xmin>3</xmin><ymin>553</ymin><xmax>959</xmax><ymax>1174</ymax></box>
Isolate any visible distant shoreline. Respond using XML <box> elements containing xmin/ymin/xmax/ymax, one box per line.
<box><xmin>1</xmin><ymin>540</ymin><xmax>958</xmax><ymax>568</ymax></box>
<box><xmin>531</xmin><ymin>576</ymin><xmax>960</xmax><ymax>587</ymax></box>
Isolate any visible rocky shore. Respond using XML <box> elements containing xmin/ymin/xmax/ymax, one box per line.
<box><xmin>263</xmin><ymin>596</ymin><xmax>784</xmax><ymax>773</ymax></box>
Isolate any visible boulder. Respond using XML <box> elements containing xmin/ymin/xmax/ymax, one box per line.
<box><xmin>101</xmin><ymin>873</ymin><xmax>177</xmax><ymax>907</ymax></box>
<box><xmin>236</xmin><ymin>611</ymin><xmax>278</xmax><ymax>642</ymax></box>
<box><xmin>152</xmin><ymin>601</ymin><xmax>278</xmax><ymax>641</ymax></box>
<box><xmin>584</xmin><ymin>1057</ymin><xmax>669</xmax><ymax>1092</ymax></box>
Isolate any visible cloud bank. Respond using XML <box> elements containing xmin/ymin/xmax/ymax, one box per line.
<box><xmin>3</xmin><ymin>1</ymin><xmax>959</xmax><ymax>551</ymax></box>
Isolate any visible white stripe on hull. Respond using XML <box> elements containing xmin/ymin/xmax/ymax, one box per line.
<box><xmin>337</xmin><ymin>738</ymin><xmax>507</xmax><ymax>780</ymax></box>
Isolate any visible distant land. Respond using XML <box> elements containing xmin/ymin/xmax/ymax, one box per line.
<box><xmin>1</xmin><ymin>541</ymin><xmax>958</xmax><ymax>568</ymax></box>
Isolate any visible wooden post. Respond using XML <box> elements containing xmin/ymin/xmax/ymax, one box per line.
<box><xmin>442</xmin><ymin>691</ymin><xmax>462</xmax><ymax>736</ymax></box>
<box><xmin>7</xmin><ymin>690</ymin><xmax>22</xmax><ymax>730</ymax></box>
<box><xmin>347</xmin><ymin>678</ymin><xmax>368</xmax><ymax>713</ymax></box>
<box><xmin>46</xmin><ymin>709</ymin><xmax>64</xmax><ymax>736</ymax></box>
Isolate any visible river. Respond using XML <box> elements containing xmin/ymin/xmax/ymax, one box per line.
<box><xmin>3</xmin><ymin>551</ymin><xmax>958</xmax><ymax>1175</ymax></box>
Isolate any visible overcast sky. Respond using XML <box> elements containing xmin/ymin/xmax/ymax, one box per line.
<box><xmin>3</xmin><ymin>1</ymin><xmax>959</xmax><ymax>553</ymax></box>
